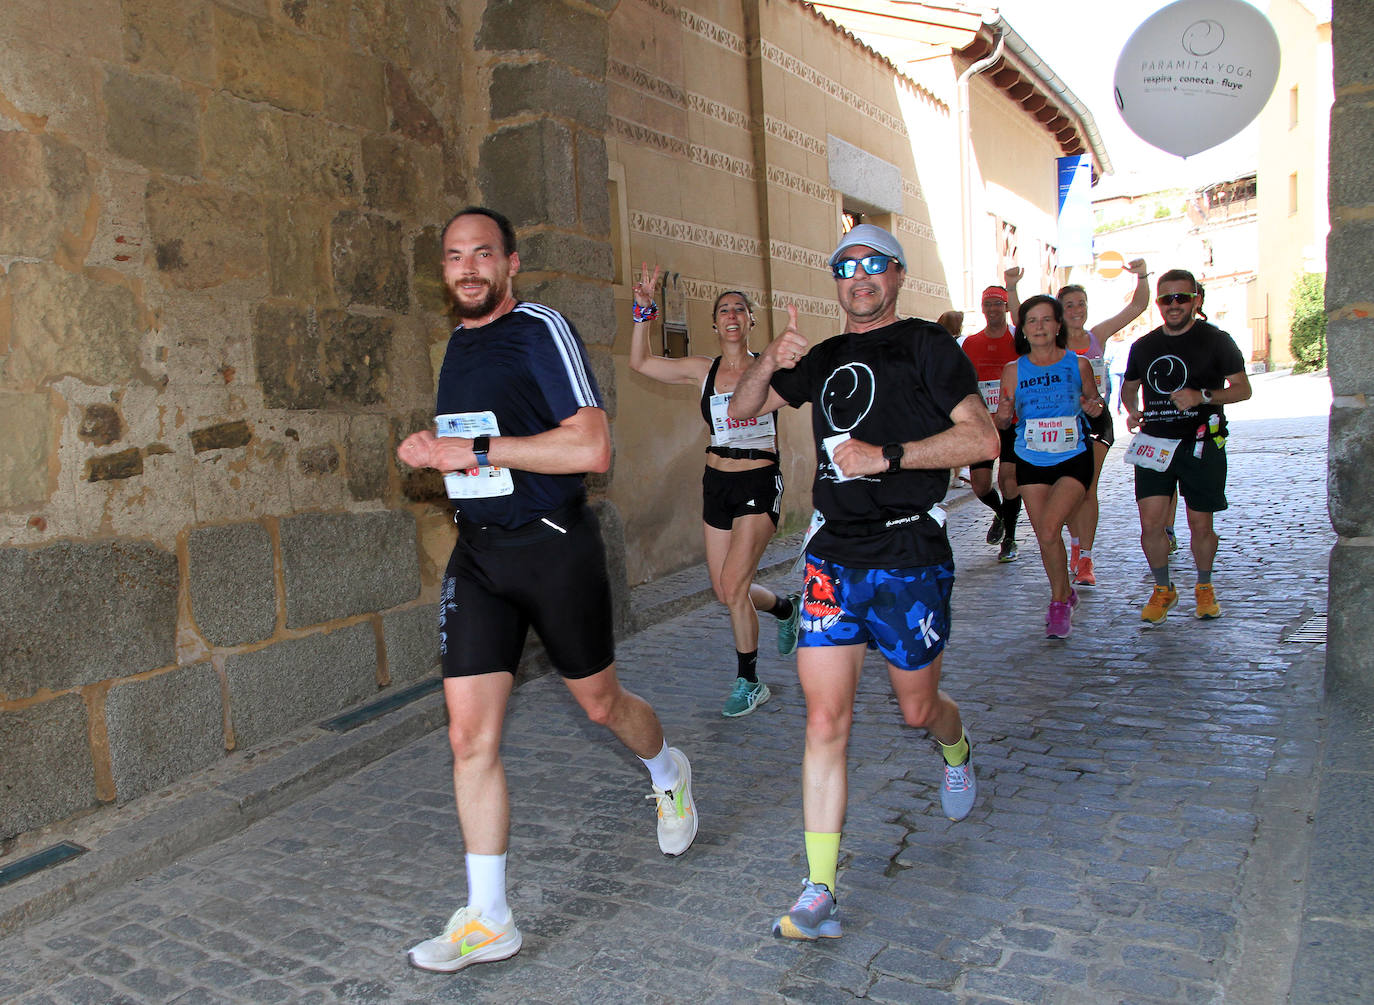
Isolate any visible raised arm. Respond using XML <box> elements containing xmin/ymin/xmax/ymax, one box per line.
<box><xmin>397</xmin><ymin>406</ymin><xmax>612</xmax><ymax>475</ymax></box>
<box><xmin>1004</xmin><ymin>266</ymin><xmax>1024</xmax><ymax>322</ymax></box>
<box><xmin>627</xmin><ymin>263</ymin><xmax>711</xmax><ymax>386</ymax></box>
<box><xmin>728</xmin><ymin>304</ymin><xmax>803</xmax><ymax>419</ymax></box>
<box><xmin>1090</xmin><ymin>258</ymin><xmax>1151</xmax><ymax>340</ymax></box>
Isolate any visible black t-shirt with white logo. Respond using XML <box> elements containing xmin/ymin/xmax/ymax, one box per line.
<box><xmin>770</xmin><ymin>318</ymin><xmax>979</xmax><ymax>568</ymax></box>
<box><xmin>1123</xmin><ymin>320</ymin><xmax>1245</xmax><ymax>438</ymax></box>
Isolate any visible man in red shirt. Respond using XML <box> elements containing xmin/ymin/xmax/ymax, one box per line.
<box><xmin>961</xmin><ymin>285</ymin><xmax>1022</xmax><ymax>562</ymax></box>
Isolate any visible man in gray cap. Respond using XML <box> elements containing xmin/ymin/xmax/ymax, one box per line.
<box><xmin>728</xmin><ymin>224</ymin><xmax>998</xmax><ymax>941</ymax></box>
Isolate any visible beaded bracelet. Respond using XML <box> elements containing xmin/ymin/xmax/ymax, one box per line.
<box><xmin>632</xmin><ymin>300</ymin><xmax>659</xmax><ymax>323</ymax></box>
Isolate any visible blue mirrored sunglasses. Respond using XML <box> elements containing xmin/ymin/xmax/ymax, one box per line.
<box><xmin>831</xmin><ymin>254</ymin><xmax>897</xmax><ymax>279</ymax></box>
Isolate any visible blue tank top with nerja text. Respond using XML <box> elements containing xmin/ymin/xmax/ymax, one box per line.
<box><xmin>1013</xmin><ymin>351</ymin><xmax>1088</xmax><ymax>467</ymax></box>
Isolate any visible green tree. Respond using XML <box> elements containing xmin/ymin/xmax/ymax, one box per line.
<box><xmin>1289</xmin><ymin>272</ymin><xmax>1327</xmax><ymax>372</ymax></box>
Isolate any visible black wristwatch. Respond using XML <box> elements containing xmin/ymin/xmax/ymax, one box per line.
<box><xmin>472</xmin><ymin>435</ymin><xmax>491</xmax><ymax>466</ymax></box>
<box><xmin>882</xmin><ymin>442</ymin><xmax>904</xmax><ymax>474</ymax></box>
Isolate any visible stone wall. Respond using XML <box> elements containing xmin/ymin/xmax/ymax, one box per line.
<box><xmin>1327</xmin><ymin>0</ymin><xmax>1374</xmax><ymax>704</ymax></box>
<box><xmin>0</xmin><ymin>0</ymin><xmax>622</xmax><ymax>845</ymax></box>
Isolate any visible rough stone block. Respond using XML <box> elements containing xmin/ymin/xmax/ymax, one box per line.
<box><xmin>362</xmin><ymin>135</ymin><xmax>422</xmax><ymax>215</ymax></box>
<box><xmin>86</xmin><ymin>447</ymin><xmax>143</xmax><ymax>482</ymax></box>
<box><xmin>1326</xmin><ymin>318</ymin><xmax>1374</xmax><ymax>396</ymax></box>
<box><xmin>105</xmin><ymin>663</ymin><xmax>225</xmax><ymax>803</ymax></box>
<box><xmin>266</xmin><ymin>197</ymin><xmax>333</xmax><ymax>301</ymax></box>
<box><xmin>347</xmin><ymin>414</ymin><xmax>392</xmax><ymax>502</ymax></box>
<box><xmin>515</xmin><ymin>277</ymin><xmax>615</xmax><ymax>349</ymax></box>
<box><xmin>322</xmin><ymin>49</ymin><xmax>388</xmax><ymax>133</ymax></box>
<box><xmin>6</xmin><ymin>263</ymin><xmax>143</xmax><ymax>387</ymax></box>
<box><xmin>224</xmin><ymin>622</ymin><xmax>378</xmax><ymax>750</ymax></box>
<box><xmin>203</xmin><ymin>93</ymin><xmax>286</xmax><ymax>190</ymax></box>
<box><xmin>1328</xmin><ymin>543</ymin><xmax>1374</xmax><ymax>700</ymax></box>
<box><xmin>1333</xmin><ymin>1</ymin><xmax>1374</xmax><ymax>89</ymax></box>
<box><xmin>120</xmin><ymin>0</ymin><xmax>215</xmax><ymax>84</ymax></box>
<box><xmin>477</xmin><ymin>0</ymin><xmax>608</xmax><ymax>77</ymax></box>
<box><xmin>188</xmin><ymin>522</ymin><xmax>277</xmax><ymax>647</ymax></box>
<box><xmin>0</xmin><ymin>391</ymin><xmax>50</xmax><ymax>508</ymax></box>
<box><xmin>479</xmin><ymin>121</ymin><xmax>577</xmax><ymax>231</ymax></box>
<box><xmin>213</xmin><ymin>5</ymin><xmax>323</xmax><ymax>114</ymax></box>
<box><xmin>190</xmin><ymin>420</ymin><xmax>253</xmax><ymax>453</ymax></box>
<box><xmin>319</xmin><ymin>310</ymin><xmax>393</xmax><ymax>406</ymax></box>
<box><xmin>103</xmin><ymin>69</ymin><xmax>201</xmax><ymax>177</ymax></box>
<box><xmin>828</xmin><ymin>135</ymin><xmax>902</xmax><ymax>215</ymax></box>
<box><xmin>78</xmin><ymin>404</ymin><xmax>123</xmax><ymax>446</ymax></box>
<box><xmin>281</xmin><ymin>115</ymin><xmax>359</xmax><ymax>199</ymax></box>
<box><xmin>520</xmin><ymin>231</ymin><xmax>615</xmax><ymax>283</ymax></box>
<box><xmin>585</xmin><ymin>343</ymin><xmax>616</xmax><ymax>422</ymax></box>
<box><xmin>1324</xmin><ymin>220</ymin><xmax>1374</xmax><ymax>310</ymax></box>
<box><xmin>1329</xmin><ymin>402</ymin><xmax>1374</xmax><ymax>536</ymax></box>
<box><xmin>0</xmin><ymin>695</ymin><xmax>97</xmax><ymax>843</ymax></box>
<box><xmin>299</xmin><ymin>443</ymin><xmax>340</xmax><ymax>476</ymax></box>
<box><xmin>330</xmin><ymin>211</ymin><xmax>408</xmax><ymax>311</ymax></box>
<box><xmin>382</xmin><ymin>604</ymin><xmax>439</xmax><ymax>686</ymax></box>
<box><xmin>0</xmin><ymin>132</ymin><xmax>92</xmax><ymax>259</ymax></box>
<box><xmin>412</xmin><ymin>224</ymin><xmax>449</xmax><ymax>315</ymax></box>
<box><xmin>576</xmin><ymin>133</ymin><xmax>610</xmax><ymax>238</ymax></box>
<box><xmin>253</xmin><ymin>303</ymin><xmax>326</xmax><ymax>410</ymax></box>
<box><xmin>0</xmin><ymin>540</ymin><xmax>178</xmax><ymax>699</ymax></box>
<box><xmin>1330</xmin><ymin>101</ymin><xmax>1374</xmax><ymax>208</ymax></box>
<box><xmin>385</xmin><ymin>63</ymin><xmax>444</xmax><ymax>145</ymax></box>
<box><xmin>279</xmin><ymin>510</ymin><xmax>419</xmax><ymax>628</ymax></box>
<box><xmin>491</xmin><ymin>61</ymin><xmax>607</xmax><ymax>128</ymax></box>
<box><xmin>145</xmin><ymin>178</ymin><xmax>266</xmax><ymax>291</ymax></box>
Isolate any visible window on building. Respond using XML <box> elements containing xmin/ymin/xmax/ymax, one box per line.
<box><xmin>1289</xmin><ymin>172</ymin><xmax>1299</xmax><ymax>216</ymax></box>
<box><xmin>1289</xmin><ymin>86</ymin><xmax>1299</xmax><ymax>129</ymax></box>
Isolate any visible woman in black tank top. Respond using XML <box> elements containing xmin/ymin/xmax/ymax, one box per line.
<box><xmin>628</xmin><ymin>264</ymin><xmax>798</xmax><ymax>719</ymax></box>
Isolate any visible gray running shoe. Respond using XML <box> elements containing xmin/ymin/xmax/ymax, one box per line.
<box><xmin>997</xmin><ymin>538</ymin><xmax>1019</xmax><ymax>563</ymax></box>
<box><xmin>772</xmin><ymin>880</ymin><xmax>841</xmax><ymax>940</ymax></box>
<box><xmin>940</xmin><ymin>740</ymin><xmax>977</xmax><ymax>821</ymax></box>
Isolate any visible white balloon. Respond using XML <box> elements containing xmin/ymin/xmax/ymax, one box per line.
<box><xmin>1113</xmin><ymin>0</ymin><xmax>1280</xmax><ymax>158</ymax></box>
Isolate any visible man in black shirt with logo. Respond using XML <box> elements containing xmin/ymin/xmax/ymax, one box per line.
<box><xmin>729</xmin><ymin>225</ymin><xmax>998</xmax><ymax>941</ymax></box>
<box><xmin>1121</xmin><ymin>268</ymin><xmax>1251</xmax><ymax>624</ymax></box>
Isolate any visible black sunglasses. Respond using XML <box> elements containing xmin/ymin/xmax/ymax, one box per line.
<box><xmin>832</xmin><ymin>254</ymin><xmax>898</xmax><ymax>280</ymax></box>
<box><xmin>1156</xmin><ymin>292</ymin><xmax>1196</xmax><ymax>306</ymax></box>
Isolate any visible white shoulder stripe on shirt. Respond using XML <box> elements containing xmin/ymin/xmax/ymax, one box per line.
<box><xmin>515</xmin><ymin>303</ymin><xmax>599</xmax><ymax>407</ymax></box>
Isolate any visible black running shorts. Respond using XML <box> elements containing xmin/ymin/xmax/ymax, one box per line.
<box><xmin>701</xmin><ymin>465</ymin><xmax>782</xmax><ymax>531</ymax></box>
<box><xmin>439</xmin><ymin>505</ymin><xmax>615</xmax><ymax>680</ymax></box>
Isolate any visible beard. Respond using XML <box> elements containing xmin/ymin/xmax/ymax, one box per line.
<box><xmin>449</xmin><ymin>278</ymin><xmax>507</xmax><ymax>320</ymax></box>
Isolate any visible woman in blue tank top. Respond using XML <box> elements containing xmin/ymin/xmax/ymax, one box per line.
<box><xmin>994</xmin><ymin>295</ymin><xmax>1106</xmax><ymax>640</ymax></box>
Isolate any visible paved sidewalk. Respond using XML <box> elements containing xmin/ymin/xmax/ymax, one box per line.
<box><xmin>0</xmin><ymin>374</ymin><xmax>1360</xmax><ymax>1003</ymax></box>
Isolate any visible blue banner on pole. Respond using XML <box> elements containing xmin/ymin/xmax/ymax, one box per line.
<box><xmin>1057</xmin><ymin>155</ymin><xmax>1094</xmax><ymax>266</ymax></box>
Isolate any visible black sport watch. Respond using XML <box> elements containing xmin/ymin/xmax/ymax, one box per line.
<box><xmin>472</xmin><ymin>435</ymin><xmax>491</xmax><ymax>466</ymax></box>
<box><xmin>882</xmin><ymin>442</ymin><xmax>904</xmax><ymax>474</ymax></box>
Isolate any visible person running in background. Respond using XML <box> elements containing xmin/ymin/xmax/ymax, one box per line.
<box><xmin>1120</xmin><ymin>269</ymin><xmax>1251</xmax><ymax>625</ymax></box>
<box><xmin>1008</xmin><ymin>259</ymin><xmax>1150</xmax><ymax>587</ymax></box>
<box><xmin>995</xmin><ymin>295</ymin><xmax>1105</xmax><ymax>638</ymax></box>
<box><xmin>400</xmin><ymin>208</ymin><xmax>699</xmax><ymax>974</ymax></box>
<box><xmin>629</xmin><ymin>264</ymin><xmax>799</xmax><ymax>718</ymax></box>
<box><xmin>727</xmin><ymin>224</ymin><xmax>998</xmax><ymax>942</ymax></box>
<box><xmin>961</xmin><ymin>279</ymin><xmax>1023</xmax><ymax>562</ymax></box>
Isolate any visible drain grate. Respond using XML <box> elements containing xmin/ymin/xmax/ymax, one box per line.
<box><xmin>320</xmin><ymin>676</ymin><xmax>441</xmax><ymax>732</ymax></box>
<box><xmin>1284</xmin><ymin>614</ymin><xmax>1328</xmax><ymax>644</ymax></box>
<box><xmin>0</xmin><ymin>841</ymin><xmax>88</xmax><ymax>888</ymax></box>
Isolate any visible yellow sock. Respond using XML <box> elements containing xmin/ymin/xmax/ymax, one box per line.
<box><xmin>940</xmin><ymin>733</ymin><xmax>969</xmax><ymax>766</ymax></box>
<box><xmin>804</xmin><ymin>831</ymin><xmax>841</xmax><ymax>894</ymax></box>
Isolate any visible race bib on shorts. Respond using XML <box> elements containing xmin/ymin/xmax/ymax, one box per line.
<box><xmin>978</xmin><ymin>379</ymin><xmax>1001</xmax><ymax>412</ymax></box>
<box><xmin>709</xmin><ymin>392</ymin><xmax>776</xmax><ymax>444</ymax></box>
<box><xmin>436</xmin><ymin>411</ymin><xmax>514</xmax><ymax>499</ymax></box>
<box><xmin>1024</xmin><ymin>416</ymin><xmax>1079</xmax><ymax>454</ymax></box>
<box><xmin>1123</xmin><ymin>432</ymin><xmax>1182</xmax><ymax>471</ymax></box>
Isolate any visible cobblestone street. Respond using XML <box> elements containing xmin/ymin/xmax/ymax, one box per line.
<box><xmin>0</xmin><ymin>373</ymin><xmax>1342</xmax><ymax>1003</ymax></box>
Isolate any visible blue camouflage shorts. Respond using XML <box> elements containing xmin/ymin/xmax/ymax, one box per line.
<box><xmin>797</xmin><ymin>554</ymin><xmax>954</xmax><ymax>672</ymax></box>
